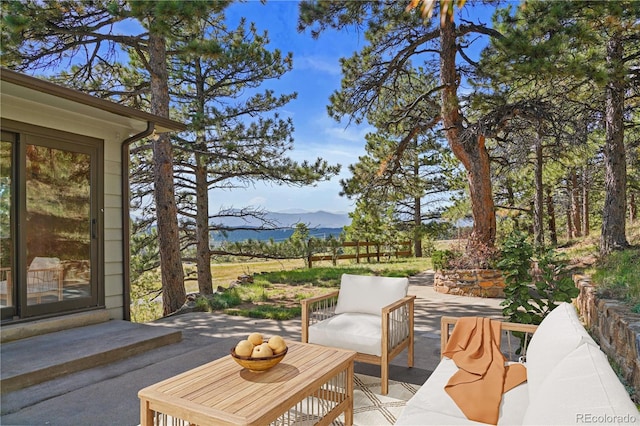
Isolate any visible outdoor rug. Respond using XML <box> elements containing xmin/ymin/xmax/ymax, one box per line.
<box><xmin>344</xmin><ymin>373</ymin><xmax>421</xmax><ymax>426</ymax></box>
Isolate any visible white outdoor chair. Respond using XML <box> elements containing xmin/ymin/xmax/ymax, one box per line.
<box><xmin>301</xmin><ymin>273</ymin><xmax>415</xmax><ymax>395</ymax></box>
<box><xmin>0</xmin><ymin>267</ymin><xmax>12</xmax><ymax>306</ymax></box>
<box><xmin>27</xmin><ymin>257</ymin><xmax>64</xmax><ymax>303</ymax></box>
<box><xmin>0</xmin><ymin>257</ymin><xmax>64</xmax><ymax>305</ymax></box>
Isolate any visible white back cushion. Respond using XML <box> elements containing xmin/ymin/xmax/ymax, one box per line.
<box><xmin>28</xmin><ymin>257</ymin><xmax>61</xmax><ymax>283</ymax></box>
<box><xmin>523</xmin><ymin>343</ymin><xmax>639</xmax><ymax>425</ymax></box>
<box><xmin>334</xmin><ymin>274</ymin><xmax>408</xmax><ymax>315</ymax></box>
<box><xmin>526</xmin><ymin>302</ymin><xmax>597</xmax><ymax>398</ymax></box>
<box><xmin>29</xmin><ymin>257</ymin><xmax>61</xmax><ymax>270</ymax></box>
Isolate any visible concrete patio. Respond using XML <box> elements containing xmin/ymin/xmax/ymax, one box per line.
<box><xmin>0</xmin><ymin>271</ymin><xmax>506</xmax><ymax>426</ymax></box>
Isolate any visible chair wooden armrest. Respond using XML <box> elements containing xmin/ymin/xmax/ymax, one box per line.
<box><xmin>301</xmin><ymin>291</ymin><xmax>339</xmax><ymax>343</ymax></box>
<box><xmin>440</xmin><ymin>316</ymin><xmax>539</xmax><ymax>359</ymax></box>
<box><xmin>382</xmin><ymin>295</ymin><xmax>415</xmax><ymax>363</ymax></box>
<box><xmin>382</xmin><ymin>295</ymin><xmax>416</xmax><ymax>315</ymax></box>
<box><xmin>301</xmin><ymin>291</ymin><xmax>340</xmax><ymax>307</ymax></box>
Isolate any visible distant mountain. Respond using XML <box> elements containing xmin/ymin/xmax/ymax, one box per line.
<box><xmin>214</xmin><ymin>210</ymin><xmax>351</xmax><ymax>229</ymax></box>
<box><xmin>211</xmin><ymin>227</ymin><xmax>344</xmax><ymax>244</ymax></box>
<box><xmin>275</xmin><ymin>208</ymin><xmax>309</xmax><ymax>214</ymax></box>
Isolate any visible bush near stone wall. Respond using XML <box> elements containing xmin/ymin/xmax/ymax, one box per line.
<box><xmin>574</xmin><ymin>274</ymin><xmax>640</xmax><ymax>402</ymax></box>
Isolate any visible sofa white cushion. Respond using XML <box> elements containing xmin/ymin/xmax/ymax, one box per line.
<box><xmin>525</xmin><ymin>302</ymin><xmax>597</xmax><ymax>397</ymax></box>
<box><xmin>334</xmin><ymin>274</ymin><xmax>408</xmax><ymax>315</ymax></box>
<box><xmin>396</xmin><ymin>405</ymin><xmax>488</xmax><ymax>425</ymax></box>
<box><xmin>308</xmin><ymin>312</ymin><xmax>382</xmax><ymax>356</ymax></box>
<box><xmin>523</xmin><ymin>343</ymin><xmax>640</xmax><ymax>425</ymax></box>
<box><xmin>395</xmin><ymin>357</ymin><xmax>530</xmax><ymax>425</ymax></box>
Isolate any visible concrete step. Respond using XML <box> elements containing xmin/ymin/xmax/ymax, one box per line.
<box><xmin>0</xmin><ymin>319</ymin><xmax>182</xmax><ymax>394</ymax></box>
<box><xmin>1</xmin><ymin>310</ymin><xmax>111</xmax><ymax>343</ymax></box>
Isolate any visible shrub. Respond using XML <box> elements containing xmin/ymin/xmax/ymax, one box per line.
<box><xmin>498</xmin><ymin>231</ymin><xmax>535</xmax><ymax>324</ymax></box>
<box><xmin>432</xmin><ymin>249</ymin><xmax>455</xmax><ymax>271</ymax></box>
<box><xmin>225</xmin><ymin>305</ymin><xmax>301</xmax><ymax>320</ymax></box>
<box><xmin>533</xmin><ymin>249</ymin><xmax>578</xmax><ymax>309</ymax></box>
<box><xmin>207</xmin><ymin>288</ymin><xmax>242</xmax><ymax>310</ymax></box>
<box><xmin>591</xmin><ymin>248</ymin><xmax>640</xmax><ymax>308</ymax></box>
<box><xmin>498</xmin><ymin>231</ymin><xmax>578</xmax><ymax>326</ymax></box>
<box><xmin>194</xmin><ymin>296</ymin><xmax>211</xmax><ymax>312</ymax></box>
<box><xmin>432</xmin><ymin>240</ymin><xmax>500</xmax><ymax>271</ymax></box>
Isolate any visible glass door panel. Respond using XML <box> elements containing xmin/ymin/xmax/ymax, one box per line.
<box><xmin>25</xmin><ymin>144</ymin><xmax>92</xmax><ymax>306</ymax></box>
<box><xmin>0</xmin><ymin>135</ymin><xmax>14</xmax><ymax>311</ymax></box>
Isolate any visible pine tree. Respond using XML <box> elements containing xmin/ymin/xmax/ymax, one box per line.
<box><xmin>1</xmin><ymin>0</ymin><xmax>229</xmax><ymax>315</ymax></box>
<box><xmin>484</xmin><ymin>0</ymin><xmax>640</xmax><ymax>254</ymax></box>
<box><xmin>298</xmin><ymin>1</ymin><xmax>503</xmax><ymax>250</ymax></box>
<box><xmin>168</xmin><ymin>13</ymin><xmax>339</xmax><ymax>294</ymax></box>
<box><xmin>339</xmin><ymin>68</ymin><xmax>454</xmax><ymax>257</ymax></box>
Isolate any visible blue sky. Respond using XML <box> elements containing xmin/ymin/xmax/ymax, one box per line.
<box><xmin>217</xmin><ymin>1</ymin><xmax>372</xmax><ymax>215</ymax></box>
<box><xmin>216</xmin><ymin>1</ymin><xmax>498</xmax><ymax>215</ymax></box>
<box><xmin>27</xmin><ymin>0</ymin><xmax>499</xmax><ymax>216</ymax></box>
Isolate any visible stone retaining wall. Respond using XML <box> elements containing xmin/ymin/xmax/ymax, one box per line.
<box><xmin>574</xmin><ymin>274</ymin><xmax>640</xmax><ymax>402</ymax></box>
<box><xmin>433</xmin><ymin>269</ymin><xmax>505</xmax><ymax>298</ymax></box>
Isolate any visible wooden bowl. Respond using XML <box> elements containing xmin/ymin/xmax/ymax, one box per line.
<box><xmin>230</xmin><ymin>346</ymin><xmax>288</xmax><ymax>372</ymax></box>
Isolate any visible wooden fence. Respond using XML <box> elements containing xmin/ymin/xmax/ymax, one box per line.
<box><xmin>307</xmin><ymin>241</ymin><xmax>412</xmax><ymax>268</ymax></box>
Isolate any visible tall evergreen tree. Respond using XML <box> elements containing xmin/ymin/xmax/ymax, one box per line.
<box><xmin>485</xmin><ymin>0</ymin><xmax>640</xmax><ymax>254</ymax></box>
<box><xmin>298</xmin><ymin>1</ymin><xmax>503</xmax><ymax>250</ymax></box>
<box><xmin>339</xmin><ymin>68</ymin><xmax>454</xmax><ymax>256</ymax></box>
<box><xmin>168</xmin><ymin>14</ymin><xmax>339</xmax><ymax>294</ymax></box>
<box><xmin>1</xmin><ymin>0</ymin><xmax>229</xmax><ymax>314</ymax></box>
<box><xmin>342</xmin><ymin>130</ymin><xmax>452</xmax><ymax>256</ymax></box>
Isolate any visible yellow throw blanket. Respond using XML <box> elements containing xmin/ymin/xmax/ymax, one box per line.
<box><xmin>443</xmin><ymin>317</ymin><xmax>527</xmax><ymax>425</ymax></box>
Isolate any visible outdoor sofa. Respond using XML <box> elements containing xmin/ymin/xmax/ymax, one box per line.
<box><xmin>395</xmin><ymin>302</ymin><xmax>639</xmax><ymax>425</ymax></box>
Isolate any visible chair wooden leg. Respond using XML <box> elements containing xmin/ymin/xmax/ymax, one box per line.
<box><xmin>408</xmin><ymin>298</ymin><xmax>415</xmax><ymax>367</ymax></box>
<box><xmin>408</xmin><ymin>339</ymin><xmax>414</xmax><ymax>368</ymax></box>
<box><xmin>381</xmin><ymin>361</ymin><xmax>389</xmax><ymax>395</ymax></box>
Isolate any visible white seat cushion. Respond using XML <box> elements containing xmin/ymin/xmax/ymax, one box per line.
<box><xmin>395</xmin><ymin>358</ymin><xmax>529</xmax><ymax>425</ymax></box>
<box><xmin>334</xmin><ymin>274</ymin><xmax>408</xmax><ymax>315</ymax></box>
<box><xmin>523</xmin><ymin>343</ymin><xmax>640</xmax><ymax>425</ymax></box>
<box><xmin>525</xmin><ymin>302</ymin><xmax>597</xmax><ymax>397</ymax></box>
<box><xmin>308</xmin><ymin>312</ymin><xmax>382</xmax><ymax>356</ymax></box>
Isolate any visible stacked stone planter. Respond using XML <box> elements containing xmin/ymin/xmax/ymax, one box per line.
<box><xmin>574</xmin><ymin>274</ymin><xmax>640</xmax><ymax>402</ymax></box>
<box><xmin>433</xmin><ymin>268</ymin><xmax>505</xmax><ymax>298</ymax></box>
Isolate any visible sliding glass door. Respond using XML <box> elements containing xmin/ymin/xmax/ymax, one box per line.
<box><xmin>1</xmin><ymin>123</ymin><xmax>102</xmax><ymax>321</ymax></box>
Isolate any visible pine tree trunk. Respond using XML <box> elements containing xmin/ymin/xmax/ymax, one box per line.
<box><xmin>440</xmin><ymin>19</ymin><xmax>495</xmax><ymax>248</ymax></box>
<box><xmin>195</xmin><ymin>154</ymin><xmax>213</xmax><ymax>295</ymax></box>
<box><xmin>546</xmin><ymin>187</ymin><xmax>557</xmax><ymax>246</ymax></box>
<box><xmin>149</xmin><ymin>31</ymin><xmax>186</xmax><ymax>315</ymax></box>
<box><xmin>600</xmin><ymin>30</ymin><xmax>629</xmax><ymax>255</ymax></box>
<box><xmin>193</xmin><ymin>61</ymin><xmax>213</xmax><ymax>295</ymax></box>
<box><xmin>566</xmin><ymin>183</ymin><xmax>573</xmax><ymax>240</ymax></box>
<box><xmin>414</xmin><ymin>196</ymin><xmax>422</xmax><ymax>258</ymax></box>
<box><xmin>505</xmin><ymin>179</ymin><xmax>519</xmax><ymax>230</ymax></box>
<box><xmin>571</xmin><ymin>169</ymin><xmax>582</xmax><ymax>237</ymax></box>
<box><xmin>582</xmin><ymin>166</ymin><xmax>590</xmax><ymax>236</ymax></box>
<box><xmin>533</xmin><ymin>131</ymin><xmax>544</xmax><ymax>247</ymax></box>
<box><xmin>630</xmin><ymin>192</ymin><xmax>637</xmax><ymax>223</ymax></box>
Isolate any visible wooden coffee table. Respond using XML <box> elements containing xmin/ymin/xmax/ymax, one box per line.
<box><xmin>138</xmin><ymin>341</ymin><xmax>357</xmax><ymax>426</ymax></box>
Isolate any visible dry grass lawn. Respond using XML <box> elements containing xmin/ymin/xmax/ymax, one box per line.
<box><xmin>184</xmin><ymin>259</ymin><xmax>307</xmax><ymax>293</ymax></box>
